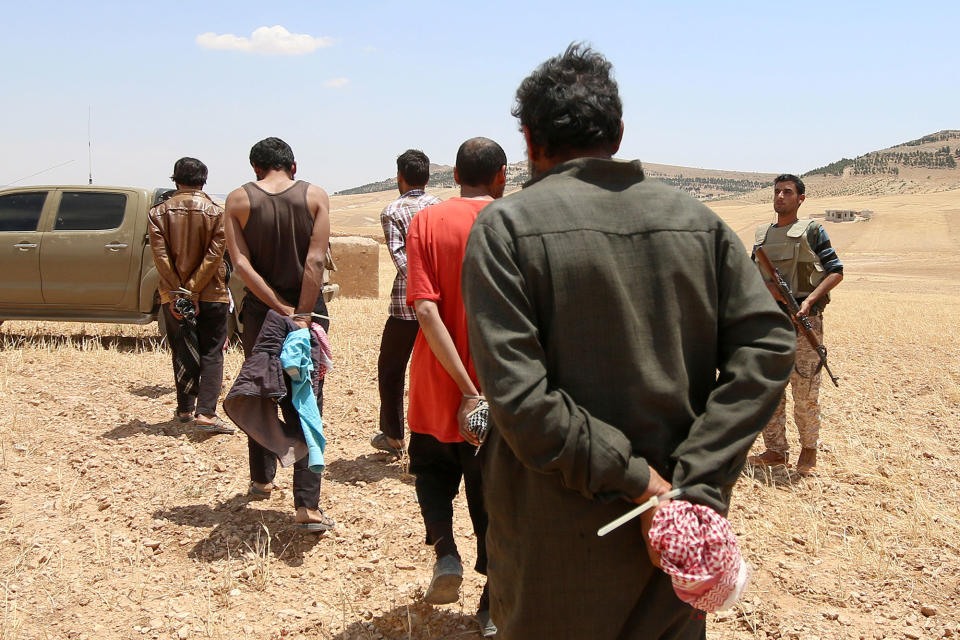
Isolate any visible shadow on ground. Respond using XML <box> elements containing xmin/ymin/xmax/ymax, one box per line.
<box><xmin>743</xmin><ymin>462</ymin><xmax>806</xmax><ymax>488</ymax></box>
<box><xmin>324</xmin><ymin>455</ymin><xmax>415</xmax><ymax>486</ymax></box>
<box><xmin>154</xmin><ymin>493</ymin><xmax>328</xmax><ymax>567</ymax></box>
<box><xmin>0</xmin><ymin>332</ymin><xmax>164</xmax><ymax>353</ymax></box>
<box><xmin>101</xmin><ymin>417</ymin><xmax>220</xmax><ymax>443</ymax></box>
<box><xmin>128</xmin><ymin>384</ymin><xmax>175</xmax><ymax>398</ymax></box>
<box><xmin>319</xmin><ymin>602</ymin><xmax>485</xmax><ymax>640</ymax></box>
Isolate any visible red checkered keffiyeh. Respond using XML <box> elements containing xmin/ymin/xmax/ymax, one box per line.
<box><xmin>310</xmin><ymin>323</ymin><xmax>334</xmax><ymax>379</ymax></box>
<box><xmin>648</xmin><ymin>501</ymin><xmax>749</xmax><ymax>612</ymax></box>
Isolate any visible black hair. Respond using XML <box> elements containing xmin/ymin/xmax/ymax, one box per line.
<box><xmin>396</xmin><ymin>149</ymin><xmax>430</xmax><ymax>187</ymax></box>
<box><xmin>455</xmin><ymin>137</ymin><xmax>507</xmax><ymax>187</ymax></box>
<box><xmin>170</xmin><ymin>157</ymin><xmax>207</xmax><ymax>187</ymax></box>
<box><xmin>512</xmin><ymin>43</ymin><xmax>623</xmax><ymax>158</ymax></box>
<box><xmin>774</xmin><ymin>174</ymin><xmax>805</xmax><ymax>196</ymax></box>
<box><xmin>249</xmin><ymin>137</ymin><xmax>295</xmax><ymax>172</ymax></box>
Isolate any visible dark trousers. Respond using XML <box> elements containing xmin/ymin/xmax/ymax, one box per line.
<box><xmin>377</xmin><ymin>316</ymin><xmax>419</xmax><ymax>440</ymax></box>
<box><xmin>408</xmin><ymin>432</ymin><xmax>488</xmax><ymax>574</ymax></box>
<box><xmin>162</xmin><ymin>301</ymin><xmax>228</xmax><ymax>417</ymax></box>
<box><xmin>241</xmin><ymin>297</ymin><xmax>327</xmax><ymax>510</ymax></box>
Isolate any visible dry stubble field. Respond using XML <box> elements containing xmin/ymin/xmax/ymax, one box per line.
<box><xmin>1</xmin><ymin>187</ymin><xmax>959</xmax><ymax>640</ymax></box>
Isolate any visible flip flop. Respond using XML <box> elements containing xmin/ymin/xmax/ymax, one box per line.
<box><xmin>195</xmin><ymin>416</ymin><xmax>236</xmax><ymax>434</ymax></box>
<box><xmin>370</xmin><ymin>432</ymin><xmax>404</xmax><ymax>456</ymax></box>
<box><xmin>296</xmin><ymin>513</ymin><xmax>336</xmax><ymax>532</ymax></box>
<box><xmin>248</xmin><ymin>482</ymin><xmax>274</xmax><ymax>499</ymax></box>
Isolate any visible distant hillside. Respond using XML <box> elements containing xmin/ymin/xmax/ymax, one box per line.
<box><xmin>334</xmin><ymin>163</ymin><xmax>527</xmax><ymax>195</ymax></box>
<box><xmin>334</xmin><ymin>163</ymin><xmax>455</xmax><ymax>195</ymax></box>
<box><xmin>805</xmin><ymin>131</ymin><xmax>959</xmax><ymax>177</ymax></box>
<box><xmin>797</xmin><ymin>130</ymin><xmax>960</xmax><ymax>198</ymax></box>
<box><xmin>336</xmin><ymin>160</ymin><xmax>775</xmax><ymax>201</ymax></box>
<box><xmin>335</xmin><ymin>131</ymin><xmax>960</xmax><ymax>202</ymax></box>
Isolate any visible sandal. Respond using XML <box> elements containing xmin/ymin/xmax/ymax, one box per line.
<box><xmin>248</xmin><ymin>482</ymin><xmax>275</xmax><ymax>499</ymax></box>
<box><xmin>296</xmin><ymin>512</ymin><xmax>336</xmax><ymax>532</ymax></box>
<box><xmin>175</xmin><ymin>410</ymin><xmax>194</xmax><ymax>423</ymax></box>
<box><xmin>195</xmin><ymin>416</ymin><xmax>236</xmax><ymax>434</ymax></box>
<box><xmin>370</xmin><ymin>432</ymin><xmax>404</xmax><ymax>456</ymax></box>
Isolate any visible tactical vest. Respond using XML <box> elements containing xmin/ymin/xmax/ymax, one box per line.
<box><xmin>755</xmin><ymin>219</ymin><xmax>826</xmax><ymax>302</ymax></box>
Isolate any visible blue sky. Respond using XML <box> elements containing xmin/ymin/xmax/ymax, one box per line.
<box><xmin>2</xmin><ymin>1</ymin><xmax>957</xmax><ymax>194</ymax></box>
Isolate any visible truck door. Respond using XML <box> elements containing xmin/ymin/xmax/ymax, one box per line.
<box><xmin>0</xmin><ymin>190</ymin><xmax>47</xmax><ymax>304</ymax></box>
<box><xmin>40</xmin><ymin>189</ymin><xmax>137</xmax><ymax>306</ymax></box>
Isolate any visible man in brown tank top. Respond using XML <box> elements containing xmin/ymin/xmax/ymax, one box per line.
<box><xmin>224</xmin><ymin>137</ymin><xmax>334</xmax><ymax>531</ymax></box>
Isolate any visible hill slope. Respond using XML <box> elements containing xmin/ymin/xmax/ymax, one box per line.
<box><xmin>797</xmin><ymin>130</ymin><xmax>960</xmax><ymax>198</ymax></box>
<box><xmin>336</xmin><ymin>161</ymin><xmax>776</xmax><ymax>201</ymax></box>
<box><xmin>335</xmin><ymin>131</ymin><xmax>960</xmax><ymax>202</ymax></box>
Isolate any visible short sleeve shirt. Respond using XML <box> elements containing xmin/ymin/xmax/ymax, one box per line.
<box><xmin>405</xmin><ymin>197</ymin><xmax>489</xmax><ymax>442</ymax></box>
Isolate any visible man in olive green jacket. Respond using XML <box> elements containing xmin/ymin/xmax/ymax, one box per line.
<box><xmin>461</xmin><ymin>45</ymin><xmax>795</xmax><ymax>640</ymax></box>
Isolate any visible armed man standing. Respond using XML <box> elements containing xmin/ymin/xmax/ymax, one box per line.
<box><xmin>748</xmin><ymin>174</ymin><xmax>843</xmax><ymax>475</ymax></box>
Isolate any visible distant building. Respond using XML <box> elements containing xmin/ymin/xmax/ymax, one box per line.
<box><xmin>824</xmin><ymin>209</ymin><xmax>864</xmax><ymax>222</ymax></box>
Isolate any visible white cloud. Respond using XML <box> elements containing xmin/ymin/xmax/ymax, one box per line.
<box><xmin>323</xmin><ymin>78</ymin><xmax>350</xmax><ymax>89</ymax></box>
<box><xmin>196</xmin><ymin>25</ymin><xmax>334</xmax><ymax>56</ymax></box>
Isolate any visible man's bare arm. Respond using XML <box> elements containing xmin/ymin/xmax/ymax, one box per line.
<box><xmin>799</xmin><ymin>272</ymin><xmax>843</xmax><ymax>318</ymax></box>
<box><xmin>224</xmin><ymin>188</ymin><xmax>295</xmax><ymax>316</ymax></box>
<box><xmin>413</xmin><ymin>298</ymin><xmax>481</xmax><ymax>440</ymax></box>
<box><xmin>413</xmin><ymin>299</ymin><xmax>477</xmax><ymax>395</ymax></box>
<box><xmin>293</xmin><ymin>184</ymin><xmax>331</xmax><ymax>327</ymax></box>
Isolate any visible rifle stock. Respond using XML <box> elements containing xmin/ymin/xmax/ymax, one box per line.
<box><xmin>754</xmin><ymin>246</ymin><xmax>840</xmax><ymax>387</ymax></box>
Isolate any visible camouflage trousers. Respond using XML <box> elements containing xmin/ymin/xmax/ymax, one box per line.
<box><xmin>761</xmin><ymin>314</ymin><xmax>824</xmax><ymax>454</ymax></box>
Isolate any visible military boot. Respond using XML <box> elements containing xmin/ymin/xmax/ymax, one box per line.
<box><xmin>795</xmin><ymin>448</ymin><xmax>818</xmax><ymax>476</ymax></box>
<box><xmin>747</xmin><ymin>450</ymin><xmax>788</xmax><ymax>467</ymax></box>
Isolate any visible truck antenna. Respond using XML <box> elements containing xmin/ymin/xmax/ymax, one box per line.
<box><xmin>87</xmin><ymin>106</ymin><xmax>93</xmax><ymax>185</ymax></box>
<box><xmin>0</xmin><ymin>159</ymin><xmax>76</xmax><ymax>188</ymax></box>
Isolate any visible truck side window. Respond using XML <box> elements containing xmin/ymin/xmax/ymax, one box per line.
<box><xmin>0</xmin><ymin>192</ymin><xmax>47</xmax><ymax>231</ymax></box>
<box><xmin>54</xmin><ymin>192</ymin><xmax>127</xmax><ymax>231</ymax></box>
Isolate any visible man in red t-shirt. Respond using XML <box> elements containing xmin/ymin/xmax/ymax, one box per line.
<box><xmin>405</xmin><ymin>137</ymin><xmax>506</xmax><ymax>636</ymax></box>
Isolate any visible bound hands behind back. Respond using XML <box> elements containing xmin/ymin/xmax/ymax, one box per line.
<box><xmin>636</xmin><ymin>466</ymin><xmax>672</xmax><ymax>568</ymax></box>
<box><xmin>457</xmin><ymin>396</ymin><xmax>482</xmax><ymax>445</ymax></box>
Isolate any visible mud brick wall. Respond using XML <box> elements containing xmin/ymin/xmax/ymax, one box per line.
<box><xmin>328</xmin><ymin>236</ymin><xmax>379</xmax><ymax>298</ymax></box>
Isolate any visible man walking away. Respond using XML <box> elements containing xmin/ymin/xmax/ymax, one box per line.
<box><xmin>748</xmin><ymin>174</ymin><xmax>843</xmax><ymax>475</ymax></box>
<box><xmin>148</xmin><ymin>157</ymin><xmax>233</xmax><ymax>434</ymax></box>
<box><xmin>371</xmin><ymin>149</ymin><xmax>441</xmax><ymax>456</ymax></box>
<box><xmin>406</xmin><ymin>137</ymin><xmax>506</xmax><ymax>638</ymax></box>
<box><xmin>461</xmin><ymin>45</ymin><xmax>796</xmax><ymax>640</ymax></box>
<box><xmin>224</xmin><ymin>137</ymin><xmax>334</xmax><ymax>531</ymax></box>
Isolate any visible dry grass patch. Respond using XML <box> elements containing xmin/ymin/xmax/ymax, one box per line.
<box><xmin>0</xmin><ymin>245</ymin><xmax>958</xmax><ymax>638</ymax></box>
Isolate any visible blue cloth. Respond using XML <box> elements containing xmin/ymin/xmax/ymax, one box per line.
<box><xmin>280</xmin><ymin>328</ymin><xmax>326</xmax><ymax>472</ymax></box>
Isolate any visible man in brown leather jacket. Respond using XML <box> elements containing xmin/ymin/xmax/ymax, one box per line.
<box><xmin>148</xmin><ymin>157</ymin><xmax>234</xmax><ymax>434</ymax></box>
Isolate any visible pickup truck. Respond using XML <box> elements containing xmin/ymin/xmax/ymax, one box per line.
<box><xmin>0</xmin><ymin>184</ymin><xmax>338</xmax><ymax>337</ymax></box>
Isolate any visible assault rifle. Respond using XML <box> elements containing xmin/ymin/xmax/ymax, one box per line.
<box><xmin>754</xmin><ymin>246</ymin><xmax>840</xmax><ymax>387</ymax></box>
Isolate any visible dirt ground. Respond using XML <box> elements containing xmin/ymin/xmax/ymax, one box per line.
<box><xmin>1</xmin><ymin>189</ymin><xmax>959</xmax><ymax>639</ymax></box>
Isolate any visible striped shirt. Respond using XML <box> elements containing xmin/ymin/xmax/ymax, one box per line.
<box><xmin>381</xmin><ymin>189</ymin><xmax>441</xmax><ymax>319</ymax></box>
